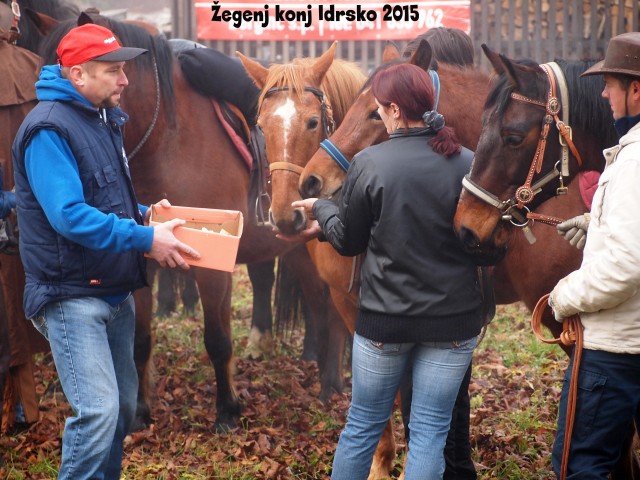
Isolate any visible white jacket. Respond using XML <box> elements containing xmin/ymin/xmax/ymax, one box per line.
<box><xmin>552</xmin><ymin>122</ymin><xmax>640</xmax><ymax>353</ymax></box>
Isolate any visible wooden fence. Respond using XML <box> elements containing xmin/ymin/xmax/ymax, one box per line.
<box><xmin>171</xmin><ymin>1</ymin><xmax>639</xmax><ymax>71</ymax></box>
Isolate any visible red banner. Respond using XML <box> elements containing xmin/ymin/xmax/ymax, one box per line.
<box><xmin>196</xmin><ymin>1</ymin><xmax>470</xmax><ymax>41</ymax></box>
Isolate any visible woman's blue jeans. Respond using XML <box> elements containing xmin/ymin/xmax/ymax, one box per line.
<box><xmin>32</xmin><ymin>295</ymin><xmax>138</xmax><ymax>480</ymax></box>
<box><xmin>331</xmin><ymin>332</ymin><xmax>477</xmax><ymax>480</ymax></box>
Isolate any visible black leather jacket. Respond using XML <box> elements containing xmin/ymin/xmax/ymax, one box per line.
<box><xmin>313</xmin><ymin>129</ymin><xmax>483</xmax><ymax>343</ymax></box>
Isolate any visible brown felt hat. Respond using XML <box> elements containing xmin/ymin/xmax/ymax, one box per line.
<box><xmin>582</xmin><ymin>32</ymin><xmax>640</xmax><ymax>78</ymax></box>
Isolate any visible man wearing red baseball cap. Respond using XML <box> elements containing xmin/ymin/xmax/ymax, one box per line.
<box><xmin>12</xmin><ymin>22</ymin><xmax>200</xmax><ymax>480</ymax></box>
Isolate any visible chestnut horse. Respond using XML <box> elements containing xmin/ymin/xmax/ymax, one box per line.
<box><xmin>35</xmin><ymin>13</ymin><xmax>335</xmax><ymax>431</ymax></box>
<box><xmin>450</xmin><ymin>46</ymin><xmax>638</xmax><ymax>478</ymax></box>
<box><xmin>238</xmin><ymin>43</ymin><xmax>367</xmax><ymax>399</ymax></box>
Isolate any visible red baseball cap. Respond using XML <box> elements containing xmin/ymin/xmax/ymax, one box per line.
<box><xmin>57</xmin><ymin>24</ymin><xmax>147</xmax><ymax>67</ymax></box>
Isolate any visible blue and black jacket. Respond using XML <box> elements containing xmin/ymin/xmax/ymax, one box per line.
<box><xmin>12</xmin><ymin>65</ymin><xmax>153</xmax><ymax>318</ymax></box>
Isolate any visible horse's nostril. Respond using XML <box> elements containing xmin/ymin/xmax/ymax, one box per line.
<box><xmin>293</xmin><ymin>208</ymin><xmax>307</xmax><ymax>233</ymax></box>
<box><xmin>300</xmin><ymin>175</ymin><xmax>323</xmax><ymax>199</ymax></box>
<box><xmin>458</xmin><ymin>226</ymin><xmax>481</xmax><ymax>251</ymax></box>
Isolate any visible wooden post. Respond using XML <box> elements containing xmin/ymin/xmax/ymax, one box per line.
<box><xmin>171</xmin><ymin>0</ymin><xmax>196</xmax><ymax>40</ymax></box>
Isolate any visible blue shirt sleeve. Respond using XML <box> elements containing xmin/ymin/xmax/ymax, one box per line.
<box><xmin>0</xmin><ymin>191</ymin><xmax>16</xmax><ymax>218</ymax></box>
<box><xmin>25</xmin><ymin>129</ymin><xmax>154</xmax><ymax>253</ymax></box>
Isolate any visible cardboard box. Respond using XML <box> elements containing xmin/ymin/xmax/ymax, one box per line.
<box><xmin>149</xmin><ymin>205</ymin><xmax>243</xmax><ymax>271</ymax></box>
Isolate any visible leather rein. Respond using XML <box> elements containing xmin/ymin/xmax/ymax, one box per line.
<box><xmin>461</xmin><ymin>62</ymin><xmax>584</xmax><ymax>244</ymax></box>
<box><xmin>531</xmin><ymin>295</ymin><xmax>583</xmax><ymax>480</ymax></box>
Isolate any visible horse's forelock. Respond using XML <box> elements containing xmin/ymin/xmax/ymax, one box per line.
<box><xmin>258</xmin><ymin>57</ymin><xmax>366</xmax><ymax>126</ymax></box>
<box><xmin>258</xmin><ymin>61</ymin><xmax>310</xmax><ymax>106</ymax></box>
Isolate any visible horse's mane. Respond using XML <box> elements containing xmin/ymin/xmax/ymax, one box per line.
<box><xmin>487</xmin><ymin>58</ymin><xmax>617</xmax><ymax>149</ymax></box>
<box><xmin>359</xmin><ymin>60</ymin><xmax>403</xmax><ymax>92</ymax></box>
<box><xmin>258</xmin><ymin>57</ymin><xmax>366</xmax><ymax>126</ymax></box>
<box><xmin>38</xmin><ymin>16</ymin><xmax>176</xmax><ymax>124</ymax></box>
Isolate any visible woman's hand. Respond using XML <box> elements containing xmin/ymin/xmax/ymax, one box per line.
<box><xmin>275</xmin><ymin>219</ymin><xmax>322</xmax><ymax>243</ymax></box>
<box><xmin>291</xmin><ymin>198</ymin><xmax>318</xmax><ymax>220</ymax></box>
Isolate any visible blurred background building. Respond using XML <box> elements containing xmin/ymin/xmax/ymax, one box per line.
<box><xmin>89</xmin><ymin>1</ymin><xmax>639</xmax><ymax>71</ymax></box>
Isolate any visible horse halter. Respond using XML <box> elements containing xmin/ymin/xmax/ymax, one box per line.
<box><xmin>262</xmin><ymin>86</ymin><xmax>336</xmax><ymax>177</ymax></box>
<box><xmin>461</xmin><ymin>62</ymin><xmax>584</xmax><ymax>244</ymax></box>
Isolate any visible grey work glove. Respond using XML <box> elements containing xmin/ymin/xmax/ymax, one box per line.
<box><xmin>556</xmin><ymin>213</ymin><xmax>590</xmax><ymax>250</ymax></box>
<box><xmin>548</xmin><ymin>292</ymin><xmax>563</xmax><ymax>322</ymax></box>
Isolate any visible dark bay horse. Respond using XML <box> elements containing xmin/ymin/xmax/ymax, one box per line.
<box><xmin>35</xmin><ymin>13</ymin><xmax>333</xmax><ymax>432</ymax></box>
<box><xmin>451</xmin><ymin>46</ymin><xmax>637</xmax><ymax>478</ymax></box>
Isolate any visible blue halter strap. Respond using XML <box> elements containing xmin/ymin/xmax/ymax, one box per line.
<box><xmin>429</xmin><ymin>69</ymin><xmax>440</xmax><ymax>110</ymax></box>
<box><xmin>320</xmin><ymin>138</ymin><xmax>351</xmax><ymax>173</ymax></box>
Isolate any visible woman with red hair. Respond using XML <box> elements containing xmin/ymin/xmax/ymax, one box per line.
<box><xmin>293</xmin><ymin>63</ymin><xmax>483</xmax><ymax>479</ymax></box>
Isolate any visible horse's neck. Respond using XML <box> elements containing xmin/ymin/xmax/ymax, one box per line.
<box><xmin>438</xmin><ymin>65</ymin><xmax>492</xmax><ymax>151</ymax></box>
<box><xmin>572</xmin><ymin>126</ymin><xmax>609</xmax><ymax>174</ymax></box>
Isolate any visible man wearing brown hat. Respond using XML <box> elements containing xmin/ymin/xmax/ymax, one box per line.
<box><xmin>12</xmin><ymin>23</ymin><xmax>200</xmax><ymax>479</ymax></box>
<box><xmin>549</xmin><ymin>32</ymin><xmax>640</xmax><ymax>479</ymax></box>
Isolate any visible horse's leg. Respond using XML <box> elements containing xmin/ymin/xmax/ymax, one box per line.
<box><xmin>196</xmin><ymin>268</ymin><xmax>241</xmax><ymax>431</ymax></box>
<box><xmin>245</xmin><ymin>259</ymin><xmax>275</xmax><ymax>360</ymax></box>
<box><xmin>180</xmin><ymin>276</ymin><xmax>200</xmax><ymax>317</ymax></box>
<box><xmin>132</xmin><ymin>265</ymin><xmax>156</xmax><ymax>431</ymax></box>
<box><xmin>155</xmin><ymin>268</ymin><xmax>177</xmax><ymax>318</ymax></box>
<box><xmin>0</xmin><ymin>285</ymin><xmax>8</xmax><ymax>432</ymax></box>
<box><xmin>281</xmin><ymin>247</ymin><xmax>349</xmax><ymax>398</ymax></box>
<box><xmin>317</xmin><ymin>301</ymin><xmax>348</xmax><ymax>401</ymax></box>
<box><xmin>300</xmin><ymin>301</ymin><xmax>319</xmax><ymax>362</ymax></box>
<box><xmin>369</xmin><ymin>419</ymin><xmax>397</xmax><ymax>480</ymax></box>
<box><xmin>4</xmin><ymin>256</ymin><xmax>41</xmax><ymax>430</ymax></box>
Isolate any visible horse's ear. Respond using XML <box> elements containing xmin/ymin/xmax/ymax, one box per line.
<box><xmin>382</xmin><ymin>41</ymin><xmax>400</xmax><ymax>63</ymax></box>
<box><xmin>77</xmin><ymin>12</ymin><xmax>95</xmax><ymax>26</ymax></box>
<box><xmin>24</xmin><ymin>9</ymin><xmax>60</xmax><ymax>37</ymax></box>
<box><xmin>482</xmin><ymin>44</ymin><xmax>524</xmax><ymax>89</ymax></box>
<box><xmin>482</xmin><ymin>44</ymin><xmax>506</xmax><ymax>76</ymax></box>
<box><xmin>237</xmin><ymin>52</ymin><xmax>269</xmax><ymax>89</ymax></box>
<box><xmin>311</xmin><ymin>41</ymin><xmax>337</xmax><ymax>83</ymax></box>
<box><xmin>408</xmin><ymin>40</ymin><xmax>433</xmax><ymax>72</ymax></box>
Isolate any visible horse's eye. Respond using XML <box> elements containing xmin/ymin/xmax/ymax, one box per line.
<box><xmin>368</xmin><ymin>110</ymin><xmax>381</xmax><ymax>120</ymax></box>
<box><xmin>504</xmin><ymin>135</ymin><xmax>524</xmax><ymax>147</ymax></box>
<box><xmin>307</xmin><ymin>118</ymin><xmax>319</xmax><ymax>129</ymax></box>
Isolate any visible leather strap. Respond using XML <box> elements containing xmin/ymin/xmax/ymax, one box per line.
<box><xmin>531</xmin><ymin>294</ymin><xmax>583</xmax><ymax>480</ymax></box>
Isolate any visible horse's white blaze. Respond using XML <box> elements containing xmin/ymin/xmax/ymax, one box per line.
<box><xmin>273</xmin><ymin>97</ymin><xmax>297</xmax><ymax>162</ymax></box>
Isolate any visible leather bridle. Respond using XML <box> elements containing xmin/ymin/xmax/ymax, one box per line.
<box><xmin>262</xmin><ymin>86</ymin><xmax>336</xmax><ymax>177</ymax></box>
<box><xmin>461</xmin><ymin>62</ymin><xmax>584</xmax><ymax>243</ymax></box>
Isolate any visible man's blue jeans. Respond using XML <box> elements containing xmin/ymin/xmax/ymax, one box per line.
<box><xmin>32</xmin><ymin>295</ymin><xmax>138</xmax><ymax>480</ymax></box>
<box><xmin>331</xmin><ymin>332</ymin><xmax>477</xmax><ymax>480</ymax></box>
<box><xmin>552</xmin><ymin>348</ymin><xmax>640</xmax><ymax>479</ymax></box>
